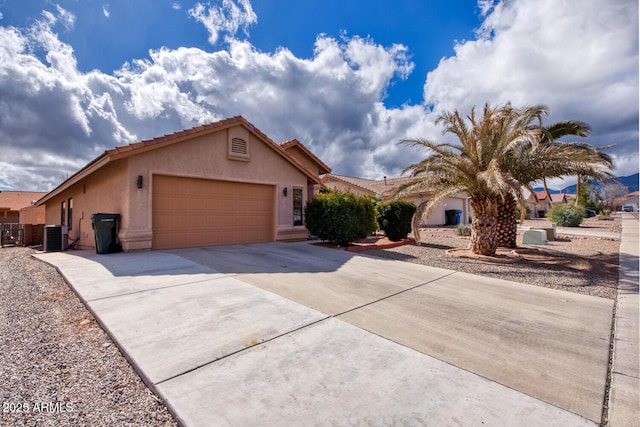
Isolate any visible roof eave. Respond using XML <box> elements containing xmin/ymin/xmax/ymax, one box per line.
<box><xmin>37</xmin><ymin>116</ymin><xmax>323</xmax><ymax>204</ymax></box>
<box><xmin>35</xmin><ymin>154</ymin><xmax>111</xmax><ymax>206</ymax></box>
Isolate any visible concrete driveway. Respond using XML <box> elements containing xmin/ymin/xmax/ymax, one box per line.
<box><xmin>35</xmin><ymin>241</ymin><xmax>614</xmax><ymax>426</ymax></box>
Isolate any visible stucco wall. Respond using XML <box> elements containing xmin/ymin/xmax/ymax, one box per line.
<box><xmin>19</xmin><ymin>205</ymin><xmax>45</xmax><ymax>225</ymax></box>
<box><xmin>285</xmin><ymin>145</ymin><xmax>321</xmax><ymax>176</ymax></box>
<box><xmin>44</xmin><ymin>160</ymin><xmax>129</xmax><ymax>250</ymax></box>
<box><xmin>123</xmin><ymin>125</ymin><xmax>310</xmax><ymax>249</ymax></box>
<box><xmin>395</xmin><ymin>195</ymin><xmax>469</xmax><ymax>226</ymax></box>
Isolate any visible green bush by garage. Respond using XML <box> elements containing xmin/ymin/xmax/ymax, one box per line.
<box><xmin>305</xmin><ymin>190</ymin><xmax>377</xmax><ymax>246</ymax></box>
<box><xmin>376</xmin><ymin>200</ymin><xmax>417</xmax><ymax>241</ymax></box>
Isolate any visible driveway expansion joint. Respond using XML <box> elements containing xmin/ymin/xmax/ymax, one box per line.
<box><xmin>154</xmin><ymin>314</ymin><xmax>332</xmax><ymax>386</ymax></box>
<box><xmin>333</xmin><ymin>271</ymin><xmax>457</xmax><ymax>318</ymax></box>
<box><xmin>85</xmin><ymin>275</ymin><xmax>233</xmax><ymax>302</ymax></box>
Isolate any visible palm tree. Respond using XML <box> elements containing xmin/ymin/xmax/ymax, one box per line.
<box><xmin>496</xmin><ymin>135</ymin><xmax>614</xmax><ymax>247</ymax></box>
<box><xmin>399</xmin><ymin>103</ymin><xmax>615</xmax><ymax>256</ymax></box>
<box><xmin>495</xmin><ymin>119</ymin><xmax>613</xmax><ymax>247</ymax></box>
<box><xmin>539</xmin><ymin>121</ymin><xmax>591</xmax><ymax>202</ymax></box>
<box><xmin>399</xmin><ymin>103</ymin><xmax>544</xmax><ymax>256</ymax></box>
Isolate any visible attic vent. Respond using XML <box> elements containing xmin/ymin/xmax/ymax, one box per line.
<box><xmin>228</xmin><ymin>136</ymin><xmax>250</xmax><ymax>161</ymax></box>
<box><xmin>231</xmin><ymin>138</ymin><xmax>247</xmax><ymax>155</ymax></box>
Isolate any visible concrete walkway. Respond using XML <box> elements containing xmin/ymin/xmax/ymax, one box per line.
<box><xmin>32</xmin><ymin>225</ymin><xmax>636</xmax><ymax>426</ymax></box>
<box><xmin>607</xmin><ymin>212</ymin><xmax>639</xmax><ymax>425</ymax></box>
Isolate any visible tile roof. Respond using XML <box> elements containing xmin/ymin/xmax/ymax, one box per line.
<box><xmin>0</xmin><ymin>191</ymin><xmax>48</xmax><ymax>211</ymax></box>
<box><xmin>550</xmin><ymin>193</ymin><xmax>568</xmax><ymax>203</ymax></box>
<box><xmin>279</xmin><ymin>139</ymin><xmax>332</xmax><ymax>175</ymax></box>
<box><xmin>105</xmin><ymin>116</ymin><xmax>249</xmax><ymax>157</ymax></box>
<box><xmin>323</xmin><ymin>174</ymin><xmax>421</xmax><ymax>198</ymax></box>
<box><xmin>37</xmin><ymin>116</ymin><xmax>323</xmax><ymax>206</ymax></box>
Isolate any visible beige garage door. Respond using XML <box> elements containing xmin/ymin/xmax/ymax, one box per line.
<box><xmin>152</xmin><ymin>175</ymin><xmax>275</xmax><ymax>250</ymax></box>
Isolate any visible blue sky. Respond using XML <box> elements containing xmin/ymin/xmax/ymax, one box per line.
<box><xmin>0</xmin><ymin>0</ymin><xmax>638</xmax><ymax>191</ymax></box>
<box><xmin>2</xmin><ymin>0</ymin><xmax>481</xmax><ymax>107</ymax></box>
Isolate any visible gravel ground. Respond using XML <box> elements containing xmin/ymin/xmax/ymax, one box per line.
<box><xmin>0</xmin><ymin>247</ymin><xmax>177</xmax><ymax>427</ymax></box>
<box><xmin>367</xmin><ymin>216</ymin><xmax>621</xmax><ymax>299</ymax></box>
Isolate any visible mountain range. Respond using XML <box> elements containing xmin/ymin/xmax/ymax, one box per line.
<box><xmin>534</xmin><ymin>173</ymin><xmax>639</xmax><ymax>194</ymax></box>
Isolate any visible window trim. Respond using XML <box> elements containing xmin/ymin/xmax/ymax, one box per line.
<box><xmin>67</xmin><ymin>197</ymin><xmax>73</xmax><ymax>230</ymax></box>
<box><xmin>60</xmin><ymin>200</ymin><xmax>66</xmax><ymax>226</ymax></box>
<box><xmin>292</xmin><ymin>187</ymin><xmax>303</xmax><ymax>226</ymax></box>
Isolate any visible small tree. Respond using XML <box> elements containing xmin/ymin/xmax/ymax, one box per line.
<box><xmin>576</xmin><ymin>176</ymin><xmax>601</xmax><ymax>210</ymax></box>
<box><xmin>548</xmin><ymin>204</ymin><xmax>585</xmax><ymax>227</ymax></box>
<box><xmin>377</xmin><ymin>200</ymin><xmax>417</xmax><ymax>241</ymax></box>
<box><xmin>305</xmin><ymin>190</ymin><xmax>377</xmax><ymax>246</ymax></box>
<box><xmin>599</xmin><ymin>181</ymin><xmax>628</xmax><ymax>212</ymax></box>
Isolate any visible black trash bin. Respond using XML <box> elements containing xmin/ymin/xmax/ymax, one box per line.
<box><xmin>445</xmin><ymin>209</ymin><xmax>462</xmax><ymax>225</ymax></box>
<box><xmin>91</xmin><ymin>213</ymin><xmax>122</xmax><ymax>254</ymax></box>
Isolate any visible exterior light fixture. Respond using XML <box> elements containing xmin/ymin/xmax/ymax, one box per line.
<box><xmin>283</xmin><ymin>187</ymin><xmax>288</xmax><ymax>197</ymax></box>
<box><xmin>137</xmin><ymin>175</ymin><xmax>143</xmax><ymax>189</ymax></box>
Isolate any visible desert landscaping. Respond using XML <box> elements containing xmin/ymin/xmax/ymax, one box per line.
<box><xmin>369</xmin><ymin>215</ymin><xmax>621</xmax><ymax>299</ymax></box>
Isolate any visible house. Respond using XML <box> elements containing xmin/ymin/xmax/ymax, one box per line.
<box><xmin>279</xmin><ymin>138</ymin><xmax>332</xmax><ymax>197</ymax></box>
<box><xmin>526</xmin><ymin>191</ymin><xmax>574</xmax><ymax>218</ymax></box>
<box><xmin>36</xmin><ymin>116</ymin><xmax>328</xmax><ymax>251</ymax></box>
<box><xmin>0</xmin><ymin>191</ymin><xmax>47</xmax><ymax>247</ymax></box>
<box><xmin>0</xmin><ymin>191</ymin><xmax>47</xmax><ymax>224</ymax></box>
<box><xmin>620</xmin><ymin>191</ymin><xmax>639</xmax><ymax>211</ymax></box>
<box><xmin>321</xmin><ymin>174</ymin><xmax>470</xmax><ymax>226</ymax></box>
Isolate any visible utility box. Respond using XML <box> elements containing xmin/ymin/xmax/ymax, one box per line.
<box><xmin>44</xmin><ymin>225</ymin><xmax>68</xmax><ymax>252</ymax></box>
<box><xmin>90</xmin><ymin>213</ymin><xmax>122</xmax><ymax>254</ymax></box>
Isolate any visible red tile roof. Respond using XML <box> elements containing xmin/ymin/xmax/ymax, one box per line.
<box><xmin>322</xmin><ymin>174</ymin><xmax>422</xmax><ymax>198</ymax></box>
<box><xmin>279</xmin><ymin>139</ymin><xmax>331</xmax><ymax>175</ymax></box>
<box><xmin>37</xmin><ymin>116</ymin><xmax>323</xmax><ymax>205</ymax></box>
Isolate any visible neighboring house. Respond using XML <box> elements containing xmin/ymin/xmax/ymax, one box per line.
<box><xmin>279</xmin><ymin>138</ymin><xmax>332</xmax><ymax>197</ymax></box>
<box><xmin>36</xmin><ymin>116</ymin><xmax>326</xmax><ymax>251</ymax></box>
<box><xmin>527</xmin><ymin>191</ymin><xmax>573</xmax><ymax>218</ymax></box>
<box><xmin>321</xmin><ymin>174</ymin><xmax>470</xmax><ymax>226</ymax></box>
<box><xmin>0</xmin><ymin>191</ymin><xmax>47</xmax><ymax>224</ymax></box>
<box><xmin>621</xmin><ymin>191</ymin><xmax>639</xmax><ymax>211</ymax></box>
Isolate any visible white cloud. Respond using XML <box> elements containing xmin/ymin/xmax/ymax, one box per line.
<box><xmin>172</xmin><ymin>3</ymin><xmax>182</xmax><ymax>10</ymax></box>
<box><xmin>0</xmin><ymin>0</ymin><xmax>637</xmax><ymax>192</ymax></box>
<box><xmin>103</xmin><ymin>5</ymin><xmax>110</xmax><ymax>18</ymax></box>
<box><xmin>188</xmin><ymin>0</ymin><xmax>257</xmax><ymax>45</ymax></box>
<box><xmin>54</xmin><ymin>4</ymin><xmax>76</xmax><ymax>30</ymax></box>
<box><xmin>423</xmin><ymin>0</ymin><xmax>638</xmax><ymax>176</ymax></box>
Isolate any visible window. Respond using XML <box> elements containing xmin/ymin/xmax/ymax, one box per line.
<box><xmin>67</xmin><ymin>198</ymin><xmax>73</xmax><ymax>230</ymax></box>
<box><xmin>293</xmin><ymin>188</ymin><xmax>303</xmax><ymax>226</ymax></box>
<box><xmin>60</xmin><ymin>200</ymin><xmax>66</xmax><ymax>225</ymax></box>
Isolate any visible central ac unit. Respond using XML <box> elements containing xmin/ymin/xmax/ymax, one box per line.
<box><xmin>44</xmin><ymin>225</ymin><xmax>69</xmax><ymax>252</ymax></box>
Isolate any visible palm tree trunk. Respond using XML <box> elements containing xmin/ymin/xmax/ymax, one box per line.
<box><xmin>412</xmin><ymin>201</ymin><xmax>429</xmax><ymax>245</ymax></box>
<box><xmin>469</xmin><ymin>196</ymin><xmax>499</xmax><ymax>256</ymax></box>
<box><xmin>496</xmin><ymin>195</ymin><xmax>518</xmax><ymax>248</ymax></box>
<box><xmin>542</xmin><ymin>178</ymin><xmax>553</xmax><ymax>203</ymax></box>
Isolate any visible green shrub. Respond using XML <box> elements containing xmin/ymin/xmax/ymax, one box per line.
<box><xmin>376</xmin><ymin>200</ymin><xmax>417</xmax><ymax>241</ymax></box>
<box><xmin>547</xmin><ymin>204</ymin><xmax>584</xmax><ymax>227</ymax></box>
<box><xmin>305</xmin><ymin>190</ymin><xmax>377</xmax><ymax>246</ymax></box>
<box><xmin>454</xmin><ymin>224</ymin><xmax>471</xmax><ymax>236</ymax></box>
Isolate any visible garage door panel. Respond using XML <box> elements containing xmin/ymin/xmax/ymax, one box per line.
<box><xmin>153</xmin><ymin>175</ymin><xmax>274</xmax><ymax>250</ymax></box>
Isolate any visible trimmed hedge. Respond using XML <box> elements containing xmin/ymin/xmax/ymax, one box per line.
<box><xmin>376</xmin><ymin>200</ymin><xmax>417</xmax><ymax>241</ymax></box>
<box><xmin>547</xmin><ymin>204</ymin><xmax>584</xmax><ymax>227</ymax></box>
<box><xmin>305</xmin><ymin>190</ymin><xmax>377</xmax><ymax>246</ymax></box>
